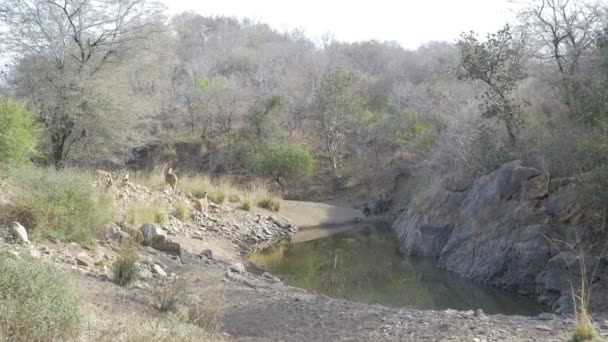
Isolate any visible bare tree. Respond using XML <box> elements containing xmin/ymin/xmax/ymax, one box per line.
<box><xmin>0</xmin><ymin>0</ymin><xmax>164</xmax><ymax>166</ymax></box>
<box><xmin>519</xmin><ymin>0</ymin><xmax>608</xmax><ymax>109</ymax></box>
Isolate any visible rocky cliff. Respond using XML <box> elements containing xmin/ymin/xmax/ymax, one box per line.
<box><xmin>393</xmin><ymin>161</ymin><xmax>608</xmax><ymax>314</ymax></box>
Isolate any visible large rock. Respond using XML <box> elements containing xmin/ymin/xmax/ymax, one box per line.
<box><xmin>536</xmin><ymin>253</ymin><xmax>608</xmax><ymax>314</ymax></box>
<box><xmin>149</xmin><ymin>235</ymin><xmax>181</xmax><ymax>256</ymax></box>
<box><xmin>393</xmin><ymin>161</ymin><xmax>600</xmax><ymax>310</ymax></box>
<box><xmin>140</xmin><ymin>224</ymin><xmax>162</xmax><ymax>246</ymax></box>
<box><xmin>394</xmin><ymin>188</ymin><xmax>465</xmax><ymax>256</ymax></box>
<box><xmin>10</xmin><ymin>222</ymin><xmax>29</xmax><ymax>244</ymax></box>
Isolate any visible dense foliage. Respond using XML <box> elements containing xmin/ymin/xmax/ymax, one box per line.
<box><xmin>0</xmin><ymin>99</ymin><xmax>39</xmax><ymax>165</ymax></box>
<box><xmin>0</xmin><ymin>256</ymin><xmax>81</xmax><ymax>341</ymax></box>
<box><xmin>0</xmin><ymin>0</ymin><xmax>607</xmax><ymax>205</ymax></box>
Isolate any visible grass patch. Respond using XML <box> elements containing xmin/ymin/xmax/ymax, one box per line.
<box><xmin>241</xmin><ymin>199</ymin><xmax>253</xmax><ymax>211</ymax></box>
<box><xmin>183</xmin><ymin>289</ymin><xmax>224</xmax><ymax>332</ymax></box>
<box><xmin>112</xmin><ymin>244</ymin><xmax>138</xmax><ymax>287</ymax></box>
<box><xmin>150</xmin><ymin>280</ymin><xmax>186</xmax><ymax>313</ymax></box>
<box><xmin>0</xmin><ymin>255</ymin><xmax>81</xmax><ymax>341</ymax></box>
<box><xmin>172</xmin><ymin>202</ymin><xmax>192</xmax><ymax>222</ymax></box>
<box><xmin>95</xmin><ymin>314</ymin><xmax>223</xmax><ymax>342</ymax></box>
<box><xmin>126</xmin><ymin>199</ymin><xmax>168</xmax><ymax>226</ymax></box>
<box><xmin>258</xmin><ymin>197</ymin><xmax>281</xmax><ymax>212</ymax></box>
<box><xmin>4</xmin><ymin>165</ymin><xmax>114</xmax><ymax>247</ymax></box>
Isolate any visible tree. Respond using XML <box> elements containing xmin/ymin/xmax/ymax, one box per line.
<box><xmin>251</xmin><ymin>142</ymin><xmax>314</xmax><ymax>192</ymax></box>
<box><xmin>312</xmin><ymin>68</ymin><xmax>361</xmax><ymax>178</ymax></box>
<box><xmin>518</xmin><ymin>0</ymin><xmax>607</xmax><ymax>111</ymax></box>
<box><xmin>458</xmin><ymin>25</ymin><xmax>524</xmax><ymax>145</ymax></box>
<box><xmin>248</xmin><ymin>95</ymin><xmax>284</xmax><ymax>141</ymax></box>
<box><xmin>0</xmin><ymin>0</ymin><xmax>164</xmax><ymax>166</ymax></box>
<box><xmin>0</xmin><ymin>99</ymin><xmax>40</xmax><ymax>165</ymax></box>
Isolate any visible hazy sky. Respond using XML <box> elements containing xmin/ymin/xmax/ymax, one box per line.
<box><xmin>162</xmin><ymin>0</ymin><xmax>522</xmax><ymax>49</ymax></box>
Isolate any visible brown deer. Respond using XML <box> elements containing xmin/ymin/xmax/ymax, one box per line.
<box><xmin>165</xmin><ymin>167</ymin><xmax>178</xmax><ymax>194</ymax></box>
<box><xmin>193</xmin><ymin>192</ymin><xmax>209</xmax><ymax>219</ymax></box>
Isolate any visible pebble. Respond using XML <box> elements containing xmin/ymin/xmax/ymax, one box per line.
<box><xmin>535</xmin><ymin>324</ymin><xmax>552</xmax><ymax>331</ymax></box>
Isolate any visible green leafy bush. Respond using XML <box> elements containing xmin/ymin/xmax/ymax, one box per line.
<box><xmin>0</xmin><ymin>256</ymin><xmax>80</xmax><ymax>341</ymax></box>
<box><xmin>6</xmin><ymin>166</ymin><xmax>114</xmax><ymax>246</ymax></box>
<box><xmin>112</xmin><ymin>244</ymin><xmax>138</xmax><ymax>287</ymax></box>
<box><xmin>251</xmin><ymin>142</ymin><xmax>314</xmax><ymax>192</ymax></box>
<box><xmin>0</xmin><ymin>99</ymin><xmax>40</xmax><ymax>165</ymax></box>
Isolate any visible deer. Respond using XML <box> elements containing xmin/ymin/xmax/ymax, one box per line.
<box><xmin>193</xmin><ymin>192</ymin><xmax>209</xmax><ymax>219</ymax></box>
<box><xmin>121</xmin><ymin>172</ymin><xmax>130</xmax><ymax>187</ymax></box>
<box><xmin>165</xmin><ymin>167</ymin><xmax>178</xmax><ymax>194</ymax></box>
<box><xmin>95</xmin><ymin>169</ymin><xmax>113</xmax><ymax>190</ymax></box>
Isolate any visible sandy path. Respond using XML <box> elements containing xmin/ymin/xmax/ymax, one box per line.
<box><xmin>272</xmin><ymin>200</ymin><xmax>365</xmax><ymax>228</ymax></box>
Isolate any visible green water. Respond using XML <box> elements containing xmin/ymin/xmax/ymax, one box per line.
<box><xmin>248</xmin><ymin>224</ymin><xmax>545</xmax><ymax>316</ymax></box>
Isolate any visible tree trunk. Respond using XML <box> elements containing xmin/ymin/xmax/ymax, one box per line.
<box><xmin>270</xmin><ymin>172</ymin><xmax>285</xmax><ymax>193</ymax></box>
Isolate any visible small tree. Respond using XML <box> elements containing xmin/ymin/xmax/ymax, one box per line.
<box><xmin>248</xmin><ymin>95</ymin><xmax>284</xmax><ymax>141</ymax></box>
<box><xmin>312</xmin><ymin>68</ymin><xmax>361</xmax><ymax>178</ymax></box>
<box><xmin>252</xmin><ymin>142</ymin><xmax>314</xmax><ymax>192</ymax></box>
<box><xmin>0</xmin><ymin>99</ymin><xmax>40</xmax><ymax>165</ymax></box>
<box><xmin>458</xmin><ymin>25</ymin><xmax>524</xmax><ymax>145</ymax></box>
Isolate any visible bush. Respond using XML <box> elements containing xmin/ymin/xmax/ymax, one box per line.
<box><xmin>172</xmin><ymin>202</ymin><xmax>191</xmax><ymax>222</ymax></box>
<box><xmin>5</xmin><ymin>166</ymin><xmax>114</xmax><ymax>246</ymax></box>
<box><xmin>241</xmin><ymin>199</ymin><xmax>252</xmax><ymax>211</ymax></box>
<box><xmin>0</xmin><ymin>99</ymin><xmax>40</xmax><ymax>165</ymax></box>
<box><xmin>258</xmin><ymin>197</ymin><xmax>281</xmax><ymax>212</ymax></box>
<box><xmin>0</xmin><ymin>256</ymin><xmax>80</xmax><ymax>341</ymax></box>
<box><xmin>183</xmin><ymin>290</ymin><xmax>223</xmax><ymax>332</ymax></box>
<box><xmin>251</xmin><ymin>141</ymin><xmax>314</xmax><ymax>192</ymax></box>
<box><xmin>467</xmin><ymin>124</ymin><xmax>512</xmax><ymax>177</ymax></box>
<box><xmin>150</xmin><ymin>280</ymin><xmax>186</xmax><ymax>313</ymax></box>
<box><xmin>112</xmin><ymin>245</ymin><xmax>138</xmax><ymax>287</ymax></box>
<box><xmin>126</xmin><ymin>199</ymin><xmax>168</xmax><ymax>226</ymax></box>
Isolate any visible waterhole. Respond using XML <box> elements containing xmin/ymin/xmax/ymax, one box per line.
<box><xmin>248</xmin><ymin>223</ymin><xmax>545</xmax><ymax>316</ymax></box>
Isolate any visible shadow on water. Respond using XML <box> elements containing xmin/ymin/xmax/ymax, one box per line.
<box><xmin>248</xmin><ymin>223</ymin><xmax>546</xmax><ymax>316</ymax></box>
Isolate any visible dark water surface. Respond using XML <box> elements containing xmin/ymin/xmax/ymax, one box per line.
<box><xmin>248</xmin><ymin>224</ymin><xmax>545</xmax><ymax>316</ymax></box>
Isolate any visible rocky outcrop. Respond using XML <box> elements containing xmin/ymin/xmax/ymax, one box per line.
<box><xmin>393</xmin><ymin>160</ymin><xmax>606</xmax><ymax>312</ymax></box>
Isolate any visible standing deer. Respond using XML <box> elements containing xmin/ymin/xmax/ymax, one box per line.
<box><xmin>193</xmin><ymin>192</ymin><xmax>209</xmax><ymax>219</ymax></box>
<box><xmin>165</xmin><ymin>167</ymin><xmax>178</xmax><ymax>194</ymax></box>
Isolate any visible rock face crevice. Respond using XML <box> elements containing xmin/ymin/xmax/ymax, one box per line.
<box><xmin>393</xmin><ymin>160</ymin><xmax>607</xmax><ymax>313</ymax></box>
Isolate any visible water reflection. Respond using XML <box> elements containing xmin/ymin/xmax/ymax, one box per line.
<box><xmin>248</xmin><ymin>224</ymin><xmax>545</xmax><ymax>316</ymax></box>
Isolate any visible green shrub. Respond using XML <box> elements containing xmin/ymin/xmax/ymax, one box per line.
<box><xmin>112</xmin><ymin>245</ymin><xmax>138</xmax><ymax>287</ymax></box>
<box><xmin>208</xmin><ymin>192</ymin><xmax>226</xmax><ymax>205</ymax></box>
<box><xmin>0</xmin><ymin>256</ymin><xmax>80</xmax><ymax>341</ymax></box>
<box><xmin>251</xmin><ymin>141</ymin><xmax>314</xmax><ymax>192</ymax></box>
<box><xmin>126</xmin><ymin>199</ymin><xmax>168</xmax><ymax>226</ymax></box>
<box><xmin>258</xmin><ymin>197</ymin><xmax>281</xmax><ymax>212</ymax></box>
<box><xmin>241</xmin><ymin>199</ymin><xmax>252</xmax><ymax>211</ymax></box>
<box><xmin>0</xmin><ymin>99</ymin><xmax>40</xmax><ymax>165</ymax></box>
<box><xmin>172</xmin><ymin>202</ymin><xmax>191</xmax><ymax>222</ymax></box>
<box><xmin>6</xmin><ymin>166</ymin><xmax>114</xmax><ymax>246</ymax></box>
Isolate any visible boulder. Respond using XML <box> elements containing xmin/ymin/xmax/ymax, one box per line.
<box><xmin>10</xmin><ymin>222</ymin><xmax>29</xmax><ymax>244</ymax></box>
<box><xmin>140</xmin><ymin>224</ymin><xmax>162</xmax><ymax>246</ymax></box>
<box><xmin>522</xmin><ymin>174</ymin><xmax>549</xmax><ymax>200</ymax></box>
<box><xmin>76</xmin><ymin>254</ymin><xmax>92</xmax><ymax>267</ymax></box>
<box><xmin>149</xmin><ymin>235</ymin><xmax>181</xmax><ymax>256</ymax></box>
<box><xmin>229</xmin><ymin>262</ymin><xmax>245</xmax><ymax>274</ymax></box>
<box><xmin>200</xmin><ymin>249</ymin><xmax>213</xmax><ymax>259</ymax></box>
<box><xmin>394</xmin><ymin>161</ymin><xmax>580</xmax><ymax>305</ymax></box>
<box><xmin>121</xmin><ymin>225</ymin><xmax>144</xmax><ymax>244</ymax></box>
